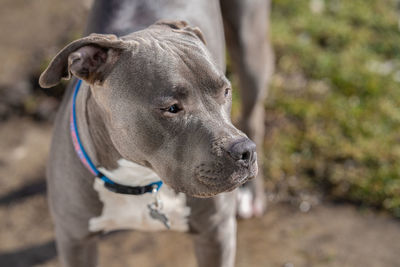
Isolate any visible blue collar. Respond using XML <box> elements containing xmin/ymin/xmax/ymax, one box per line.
<box><xmin>70</xmin><ymin>79</ymin><xmax>163</xmax><ymax>195</ymax></box>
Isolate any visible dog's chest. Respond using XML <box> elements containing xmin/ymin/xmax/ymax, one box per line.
<box><xmin>89</xmin><ymin>159</ymin><xmax>190</xmax><ymax>233</ymax></box>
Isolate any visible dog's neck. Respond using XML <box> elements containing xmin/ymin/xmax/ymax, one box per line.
<box><xmin>72</xmin><ymin>80</ymin><xmax>163</xmax><ymax>190</ymax></box>
<box><xmin>75</xmin><ymin>82</ymin><xmax>121</xmax><ymax>170</ymax></box>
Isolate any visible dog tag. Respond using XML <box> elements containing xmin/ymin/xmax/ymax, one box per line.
<box><xmin>147</xmin><ymin>204</ymin><xmax>171</xmax><ymax>229</ymax></box>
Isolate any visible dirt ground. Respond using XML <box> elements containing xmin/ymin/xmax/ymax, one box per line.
<box><xmin>1</xmin><ymin>119</ymin><xmax>400</xmax><ymax>267</ymax></box>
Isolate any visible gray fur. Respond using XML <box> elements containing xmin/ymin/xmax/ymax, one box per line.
<box><xmin>42</xmin><ymin>0</ymin><xmax>272</xmax><ymax>266</ymax></box>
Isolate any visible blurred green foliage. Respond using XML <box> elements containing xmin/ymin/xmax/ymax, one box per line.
<box><xmin>237</xmin><ymin>0</ymin><xmax>400</xmax><ymax>216</ymax></box>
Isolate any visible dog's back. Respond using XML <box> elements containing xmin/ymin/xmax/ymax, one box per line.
<box><xmin>85</xmin><ymin>0</ymin><xmax>226</xmax><ymax>70</ymax></box>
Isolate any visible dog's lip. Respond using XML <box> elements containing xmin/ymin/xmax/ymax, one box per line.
<box><xmin>191</xmin><ymin>175</ymin><xmax>251</xmax><ymax>198</ymax></box>
<box><xmin>195</xmin><ymin>160</ymin><xmax>257</xmax><ymax>184</ymax></box>
<box><xmin>195</xmin><ymin>171</ymin><xmax>251</xmax><ymax>190</ymax></box>
<box><xmin>196</xmin><ymin>170</ymin><xmax>247</xmax><ymax>185</ymax></box>
<box><xmin>170</xmin><ymin>169</ymin><xmax>256</xmax><ymax>198</ymax></box>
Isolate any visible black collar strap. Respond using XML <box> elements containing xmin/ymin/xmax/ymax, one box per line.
<box><xmin>102</xmin><ymin>175</ymin><xmax>163</xmax><ymax>195</ymax></box>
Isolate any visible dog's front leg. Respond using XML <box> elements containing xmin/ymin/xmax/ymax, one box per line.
<box><xmin>47</xmin><ymin>158</ymin><xmax>103</xmax><ymax>267</ymax></box>
<box><xmin>193</xmin><ymin>217</ymin><xmax>236</xmax><ymax>267</ymax></box>
<box><xmin>220</xmin><ymin>0</ymin><xmax>274</xmax><ymax>218</ymax></box>
<box><xmin>188</xmin><ymin>192</ymin><xmax>237</xmax><ymax>267</ymax></box>
<box><xmin>55</xmin><ymin>231</ymin><xmax>99</xmax><ymax>267</ymax></box>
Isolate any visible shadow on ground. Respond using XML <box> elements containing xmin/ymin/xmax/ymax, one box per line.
<box><xmin>0</xmin><ymin>178</ymin><xmax>46</xmax><ymax>206</ymax></box>
<box><xmin>0</xmin><ymin>240</ymin><xmax>56</xmax><ymax>267</ymax></box>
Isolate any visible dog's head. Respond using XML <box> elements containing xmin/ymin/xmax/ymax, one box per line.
<box><xmin>40</xmin><ymin>21</ymin><xmax>257</xmax><ymax>197</ymax></box>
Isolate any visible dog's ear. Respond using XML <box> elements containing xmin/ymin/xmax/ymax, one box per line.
<box><xmin>155</xmin><ymin>20</ymin><xmax>207</xmax><ymax>45</ymax></box>
<box><xmin>39</xmin><ymin>34</ymin><xmax>132</xmax><ymax>88</ymax></box>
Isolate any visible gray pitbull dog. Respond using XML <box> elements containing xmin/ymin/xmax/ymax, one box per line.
<box><xmin>39</xmin><ymin>0</ymin><xmax>273</xmax><ymax>266</ymax></box>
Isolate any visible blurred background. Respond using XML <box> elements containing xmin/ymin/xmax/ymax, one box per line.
<box><xmin>1</xmin><ymin>0</ymin><xmax>400</xmax><ymax>266</ymax></box>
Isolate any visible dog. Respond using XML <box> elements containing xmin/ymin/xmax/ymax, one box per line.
<box><xmin>39</xmin><ymin>0</ymin><xmax>273</xmax><ymax>266</ymax></box>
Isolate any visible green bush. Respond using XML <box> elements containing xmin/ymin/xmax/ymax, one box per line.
<box><xmin>261</xmin><ymin>0</ymin><xmax>400</xmax><ymax>216</ymax></box>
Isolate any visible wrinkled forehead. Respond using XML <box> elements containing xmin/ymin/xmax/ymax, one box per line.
<box><xmin>116</xmin><ymin>28</ymin><xmax>228</xmax><ymax>95</ymax></box>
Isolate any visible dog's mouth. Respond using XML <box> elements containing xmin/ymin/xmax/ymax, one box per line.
<box><xmin>190</xmin><ymin>175</ymin><xmax>254</xmax><ymax>198</ymax></box>
<box><xmin>192</xmin><ymin>160</ymin><xmax>258</xmax><ymax>197</ymax></box>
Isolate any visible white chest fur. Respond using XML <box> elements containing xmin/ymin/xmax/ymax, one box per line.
<box><xmin>89</xmin><ymin>159</ymin><xmax>190</xmax><ymax>233</ymax></box>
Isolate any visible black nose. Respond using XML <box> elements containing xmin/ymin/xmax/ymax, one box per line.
<box><xmin>227</xmin><ymin>138</ymin><xmax>256</xmax><ymax>163</ymax></box>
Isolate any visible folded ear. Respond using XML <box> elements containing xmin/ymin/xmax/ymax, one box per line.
<box><xmin>154</xmin><ymin>20</ymin><xmax>207</xmax><ymax>45</ymax></box>
<box><xmin>39</xmin><ymin>34</ymin><xmax>132</xmax><ymax>88</ymax></box>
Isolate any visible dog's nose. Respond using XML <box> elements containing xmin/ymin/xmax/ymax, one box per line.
<box><xmin>227</xmin><ymin>138</ymin><xmax>256</xmax><ymax>163</ymax></box>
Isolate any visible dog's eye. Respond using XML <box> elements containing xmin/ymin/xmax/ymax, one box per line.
<box><xmin>224</xmin><ymin>88</ymin><xmax>230</xmax><ymax>97</ymax></box>
<box><xmin>164</xmin><ymin>104</ymin><xmax>181</xmax><ymax>113</ymax></box>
